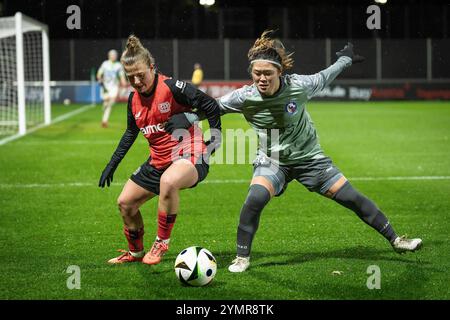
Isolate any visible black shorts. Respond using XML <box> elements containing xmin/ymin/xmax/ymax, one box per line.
<box><xmin>130</xmin><ymin>158</ymin><xmax>209</xmax><ymax>195</ymax></box>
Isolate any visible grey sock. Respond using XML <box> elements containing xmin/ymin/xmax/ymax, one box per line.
<box><xmin>333</xmin><ymin>181</ymin><xmax>398</xmax><ymax>242</ymax></box>
<box><xmin>236</xmin><ymin>184</ymin><xmax>271</xmax><ymax>257</ymax></box>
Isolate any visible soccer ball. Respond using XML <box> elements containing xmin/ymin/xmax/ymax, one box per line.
<box><xmin>174</xmin><ymin>246</ymin><xmax>217</xmax><ymax>287</ymax></box>
<box><xmin>63</xmin><ymin>98</ymin><xmax>71</xmax><ymax>105</ymax></box>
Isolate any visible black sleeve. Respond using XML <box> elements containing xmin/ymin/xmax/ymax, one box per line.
<box><xmin>108</xmin><ymin>92</ymin><xmax>140</xmax><ymax>167</ymax></box>
<box><xmin>164</xmin><ymin>79</ymin><xmax>221</xmax><ymax>131</ymax></box>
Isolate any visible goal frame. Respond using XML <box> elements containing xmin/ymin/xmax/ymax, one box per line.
<box><xmin>3</xmin><ymin>12</ymin><xmax>51</xmax><ymax>137</ymax></box>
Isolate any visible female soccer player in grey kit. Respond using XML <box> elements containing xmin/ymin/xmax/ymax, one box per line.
<box><xmin>167</xmin><ymin>31</ymin><xmax>422</xmax><ymax>272</ymax></box>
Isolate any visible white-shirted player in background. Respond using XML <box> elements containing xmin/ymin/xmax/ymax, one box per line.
<box><xmin>97</xmin><ymin>49</ymin><xmax>127</xmax><ymax>128</ymax></box>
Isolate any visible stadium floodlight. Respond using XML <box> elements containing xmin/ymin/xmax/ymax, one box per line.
<box><xmin>0</xmin><ymin>12</ymin><xmax>51</xmax><ymax>143</ymax></box>
<box><xmin>374</xmin><ymin>0</ymin><xmax>388</xmax><ymax>4</ymax></box>
<box><xmin>199</xmin><ymin>0</ymin><xmax>215</xmax><ymax>7</ymax></box>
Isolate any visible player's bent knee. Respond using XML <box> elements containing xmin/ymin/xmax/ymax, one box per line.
<box><xmin>251</xmin><ymin>177</ymin><xmax>276</xmax><ymax>198</ymax></box>
<box><xmin>160</xmin><ymin>176</ymin><xmax>180</xmax><ymax>194</ymax></box>
<box><xmin>246</xmin><ymin>191</ymin><xmax>265</xmax><ymax>208</ymax></box>
<box><xmin>117</xmin><ymin>197</ymin><xmax>138</xmax><ymax>215</ymax></box>
<box><xmin>244</xmin><ymin>184</ymin><xmax>271</xmax><ymax>210</ymax></box>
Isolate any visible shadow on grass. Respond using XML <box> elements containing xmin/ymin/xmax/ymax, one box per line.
<box><xmin>256</xmin><ymin>245</ymin><xmax>430</xmax><ymax>268</ymax></box>
<box><xmin>211</xmin><ymin>242</ymin><xmax>440</xmax><ymax>299</ymax></box>
<box><xmin>211</xmin><ymin>243</ymin><xmax>433</xmax><ymax>271</ymax></box>
<box><xmin>247</xmin><ymin>263</ymin><xmax>432</xmax><ymax>299</ymax></box>
<box><xmin>249</xmin><ymin>257</ymin><xmax>436</xmax><ymax>299</ymax></box>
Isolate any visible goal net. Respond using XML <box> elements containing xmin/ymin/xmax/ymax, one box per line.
<box><xmin>0</xmin><ymin>12</ymin><xmax>50</xmax><ymax>142</ymax></box>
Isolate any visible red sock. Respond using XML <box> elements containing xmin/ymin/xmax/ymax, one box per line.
<box><xmin>157</xmin><ymin>210</ymin><xmax>177</xmax><ymax>240</ymax></box>
<box><xmin>123</xmin><ymin>227</ymin><xmax>144</xmax><ymax>252</ymax></box>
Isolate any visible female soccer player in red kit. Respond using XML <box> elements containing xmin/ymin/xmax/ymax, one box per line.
<box><xmin>99</xmin><ymin>35</ymin><xmax>221</xmax><ymax>265</ymax></box>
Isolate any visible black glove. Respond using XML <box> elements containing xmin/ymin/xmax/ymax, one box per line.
<box><xmin>205</xmin><ymin>140</ymin><xmax>217</xmax><ymax>155</ymax></box>
<box><xmin>99</xmin><ymin>163</ymin><xmax>117</xmax><ymax>188</ymax></box>
<box><xmin>165</xmin><ymin>113</ymin><xmax>193</xmax><ymax>134</ymax></box>
<box><xmin>336</xmin><ymin>42</ymin><xmax>365</xmax><ymax>64</ymax></box>
<box><xmin>205</xmin><ymin>129</ymin><xmax>222</xmax><ymax>156</ymax></box>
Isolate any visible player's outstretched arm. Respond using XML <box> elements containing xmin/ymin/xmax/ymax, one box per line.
<box><xmin>164</xmin><ymin>79</ymin><xmax>222</xmax><ymax>152</ymax></box>
<box><xmin>292</xmin><ymin>42</ymin><xmax>364</xmax><ymax>99</ymax></box>
<box><xmin>165</xmin><ymin>105</ymin><xmax>228</xmax><ymax>135</ymax></box>
<box><xmin>336</xmin><ymin>42</ymin><xmax>365</xmax><ymax>64</ymax></box>
<box><xmin>164</xmin><ymin>112</ymin><xmax>199</xmax><ymax>134</ymax></box>
<box><xmin>99</xmin><ymin>93</ymin><xmax>140</xmax><ymax>188</ymax></box>
<box><xmin>165</xmin><ymin>85</ymin><xmax>246</xmax><ymax>135</ymax></box>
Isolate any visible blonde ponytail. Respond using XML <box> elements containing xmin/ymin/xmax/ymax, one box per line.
<box><xmin>120</xmin><ymin>35</ymin><xmax>155</xmax><ymax>67</ymax></box>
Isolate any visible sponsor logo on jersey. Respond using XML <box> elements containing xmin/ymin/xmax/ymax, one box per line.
<box><xmin>140</xmin><ymin>123</ymin><xmax>165</xmax><ymax>135</ymax></box>
<box><xmin>134</xmin><ymin>111</ymin><xmax>142</xmax><ymax>119</ymax></box>
<box><xmin>158</xmin><ymin>102</ymin><xmax>171</xmax><ymax>113</ymax></box>
<box><xmin>285</xmin><ymin>100</ymin><xmax>298</xmax><ymax>115</ymax></box>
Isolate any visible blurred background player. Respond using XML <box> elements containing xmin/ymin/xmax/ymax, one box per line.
<box><xmin>98</xmin><ymin>35</ymin><xmax>221</xmax><ymax>266</ymax></box>
<box><xmin>96</xmin><ymin>49</ymin><xmax>127</xmax><ymax>128</ymax></box>
<box><xmin>191</xmin><ymin>62</ymin><xmax>203</xmax><ymax>87</ymax></box>
<box><xmin>167</xmin><ymin>31</ymin><xmax>423</xmax><ymax>273</ymax></box>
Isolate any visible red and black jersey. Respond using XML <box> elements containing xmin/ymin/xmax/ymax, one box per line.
<box><xmin>108</xmin><ymin>73</ymin><xmax>221</xmax><ymax>170</ymax></box>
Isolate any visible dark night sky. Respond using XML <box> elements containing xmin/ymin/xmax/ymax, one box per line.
<box><xmin>1</xmin><ymin>0</ymin><xmax>449</xmax><ymax>39</ymax></box>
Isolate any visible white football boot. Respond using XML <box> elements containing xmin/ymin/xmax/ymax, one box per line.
<box><xmin>391</xmin><ymin>236</ymin><xmax>423</xmax><ymax>254</ymax></box>
<box><xmin>228</xmin><ymin>256</ymin><xmax>250</xmax><ymax>273</ymax></box>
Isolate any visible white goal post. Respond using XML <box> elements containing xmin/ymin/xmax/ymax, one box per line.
<box><xmin>0</xmin><ymin>12</ymin><xmax>50</xmax><ymax>141</ymax></box>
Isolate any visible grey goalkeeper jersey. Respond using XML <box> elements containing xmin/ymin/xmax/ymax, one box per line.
<box><xmin>218</xmin><ymin>56</ymin><xmax>352</xmax><ymax>165</ymax></box>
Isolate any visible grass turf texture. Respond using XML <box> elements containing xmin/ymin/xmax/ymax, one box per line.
<box><xmin>0</xmin><ymin>101</ymin><xmax>449</xmax><ymax>300</ymax></box>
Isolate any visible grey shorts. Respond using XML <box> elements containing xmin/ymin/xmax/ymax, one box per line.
<box><xmin>252</xmin><ymin>155</ymin><xmax>343</xmax><ymax>196</ymax></box>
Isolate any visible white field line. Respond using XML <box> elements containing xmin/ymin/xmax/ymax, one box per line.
<box><xmin>0</xmin><ymin>176</ymin><xmax>449</xmax><ymax>189</ymax></box>
<box><xmin>0</xmin><ymin>104</ymin><xmax>96</xmax><ymax>146</ymax></box>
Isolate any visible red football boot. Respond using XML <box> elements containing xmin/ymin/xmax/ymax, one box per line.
<box><xmin>142</xmin><ymin>240</ymin><xmax>169</xmax><ymax>265</ymax></box>
<box><xmin>107</xmin><ymin>249</ymin><xmax>144</xmax><ymax>264</ymax></box>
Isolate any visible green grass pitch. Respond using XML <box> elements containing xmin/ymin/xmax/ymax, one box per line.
<box><xmin>0</xmin><ymin>101</ymin><xmax>449</xmax><ymax>300</ymax></box>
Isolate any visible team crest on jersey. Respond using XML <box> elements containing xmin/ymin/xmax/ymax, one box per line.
<box><xmin>285</xmin><ymin>100</ymin><xmax>298</xmax><ymax>115</ymax></box>
<box><xmin>158</xmin><ymin>102</ymin><xmax>171</xmax><ymax>113</ymax></box>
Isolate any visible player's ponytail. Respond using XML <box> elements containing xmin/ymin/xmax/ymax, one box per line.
<box><xmin>248</xmin><ymin>30</ymin><xmax>294</xmax><ymax>72</ymax></box>
<box><xmin>121</xmin><ymin>35</ymin><xmax>155</xmax><ymax>67</ymax></box>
